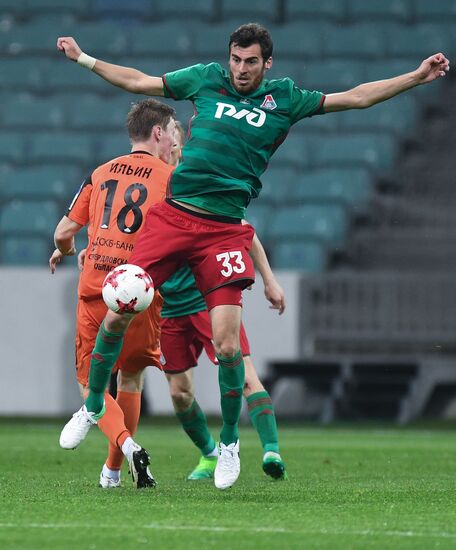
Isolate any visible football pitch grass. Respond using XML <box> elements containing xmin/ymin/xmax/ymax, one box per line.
<box><xmin>1</xmin><ymin>420</ymin><xmax>456</xmax><ymax>549</ymax></box>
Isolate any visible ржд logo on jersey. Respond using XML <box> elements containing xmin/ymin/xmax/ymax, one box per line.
<box><xmin>214</xmin><ymin>102</ymin><xmax>266</xmax><ymax>127</ymax></box>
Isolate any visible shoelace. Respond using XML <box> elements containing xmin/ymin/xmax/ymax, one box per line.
<box><xmin>73</xmin><ymin>410</ymin><xmax>93</xmax><ymax>428</ymax></box>
<box><xmin>221</xmin><ymin>449</ymin><xmax>234</xmax><ymax>458</ymax></box>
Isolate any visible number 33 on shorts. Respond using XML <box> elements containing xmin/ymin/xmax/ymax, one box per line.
<box><xmin>216</xmin><ymin>251</ymin><xmax>246</xmax><ymax>277</ymax></box>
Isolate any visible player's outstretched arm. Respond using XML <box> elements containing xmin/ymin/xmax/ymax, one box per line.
<box><xmin>248</xmin><ymin>227</ymin><xmax>285</xmax><ymax>315</ymax></box>
<box><xmin>56</xmin><ymin>37</ymin><xmax>164</xmax><ymax>96</ymax></box>
<box><xmin>324</xmin><ymin>52</ymin><xmax>450</xmax><ymax>112</ymax></box>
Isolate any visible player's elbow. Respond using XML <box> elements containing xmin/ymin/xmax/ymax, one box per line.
<box><xmin>347</xmin><ymin>88</ymin><xmax>371</xmax><ymax>109</ymax></box>
<box><xmin>54</xmin><ymin>216</ymin><xmax>79</xmax><ymax>244</ymax></box>
<box><xmin>54</xmin><ymin>226</ymin><xmax>68</xmax><ymax>244</ymax></box>
<box><xmin>123</xmin><ymin>78</ymin><xmax>145</xmax><ymax>94</ymax></box>
<box><xmin>54</xmin><ymin>230</ymin><xmax>70</xmax><ymax>250</ymax></box>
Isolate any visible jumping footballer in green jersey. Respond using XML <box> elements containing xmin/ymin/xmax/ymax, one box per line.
<box><xmin>161</xmin><ymin>123</ymin><xmax>286</xmax><ymax>481</ymax></box>
<box><xmin>57</xmin><ymin>23</ymin><xmax>449</xmax><ymax>490</ymax></box>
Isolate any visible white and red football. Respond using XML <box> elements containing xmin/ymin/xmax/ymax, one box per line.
<box><xmin>102</xmin><ymin>264</ymin><xmax>154</xmax><ymax>314</ymax></box>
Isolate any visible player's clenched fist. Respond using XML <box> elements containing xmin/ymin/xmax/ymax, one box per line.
<box><xmin>56</xmin><ymin>37</ymin><xmax>82</xmax><ymax>61</ymax></box>
<box><xmin>415</xmin><ymin>52</ymin><xmax>450</xmax><ymax>84</ymax></box>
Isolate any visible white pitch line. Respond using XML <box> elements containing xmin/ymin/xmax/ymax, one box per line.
<box><xmin>1</xmin><ymin>523</ymin><xmax>456</xmax><ymax>539</ymax></box>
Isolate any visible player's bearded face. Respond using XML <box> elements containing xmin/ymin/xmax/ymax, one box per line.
<box><xmin>229</xmin><ymin>44</ymin><xmax>270</xmax><ymax>94</ymax></box>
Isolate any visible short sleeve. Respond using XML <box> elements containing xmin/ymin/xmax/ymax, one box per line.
<box><xmin>163</xmin><ymin>64</ymin><xmax>208</xmax><ymax>101</ymax></box>
<box><xmin>66</xmin><ymin>175</ymin><xmax>92</xmax><ymax>226</ymax></box>
<box><xmin>290</xmin><ymin>85</ymin><xmax>325</xmax><ymax>124</ymax></box>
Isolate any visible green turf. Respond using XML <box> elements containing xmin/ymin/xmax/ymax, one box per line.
<box><xmin>1</xmin><ymin>421</ymin><xmax>456</xmax><ymax>549</ymax></box>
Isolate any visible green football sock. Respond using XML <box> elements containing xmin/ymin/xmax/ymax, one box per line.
<box><xmin>176</xmin><ymin>399</ymin><xmax>216</xmax><ymax>456</ymax></box>
<box><xmin>247</xmin><ymin>390</ymin><xmax>280</xmax><ymax>454</ymax></box>
<box><xmin>85</xmin><ymin>323</ymin><xmax>124</xmax><ymax>415</ymax></box>
<box><xmin>217</xmin><ymin>351</ymin><xmax>245</xmax><ymax>445</ymax></box>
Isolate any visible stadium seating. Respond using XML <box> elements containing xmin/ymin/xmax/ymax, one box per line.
<box><xmin>337</xmin><ymin>97</ymin><xmax>417</xmax><ymax>136</ymax></box>
<box><xmin>259</xmin><ymin>166</ymin><xmax>297</xmax><ymax>203</ymax></box>
<box><xmin>325</xmin><ymin>24</ymin><xmax>387</xmax><ymax>58</ymax></box>
<box><xmin>302</xmin><ymin>60</ymin><xmax>366</xmax><ymax>93</ymax></box>
<box><xmin>243</xmin><ymin>202</ymin><xmax>271</xmax><ymax>240</ymax></box>
<box><xmin>293</xmin><ymin>168</ymin><xmax>373</xmax><ymax>213</ymax></box>
<box><xmin>0</xmin><ymin>0</ymin><xmax>26</xmax><ymax>17</ymax></box>
<box><xmin>70</xmin><ymin>22</ymin><xmax>129</xmax><ymax>56</ymax></box>
<box><xmin>266</xmin><ymin>59</ymin><xmax>304</xmax><ymax>86</ymax></box>
<box><xmin>269</xmin><ymin>204</ymin><xmax>348</xmax><ymax>247</ymax></box>
<box><xmin>46</xmin><ymin>62</ymin><xmax>110</xmax><ymax>93</ymax></box>
<box><xmin>311</xmin><ymin>134</ymin><xmax>398</xmax><ymax>171</ymax></box>
<box><xmin>415</xmin><ymin>0</ymin><xmax>456</xmax><ymax>19</ymax></box>
<box><xmin>271</xmin><ymin>23</ymin><xmax>327</xmax><ymax>58</ymax></box>
<box><xmin>1</xmin><ymin>0</ymin><xmax>453</xmax><ymax>269</ymax></box>
<box><xmin>273</xmin><ymin>240</ymin><xmax>328</xmax><ymax>271</ymax></box>
<box><xmin>219</xmin><ymin>0</ymin><xmax>280</xmax><ymax>22</ymax></box>
<box><xmin>297</xmin><ymin>111</ymin><xmax>339</xmax><ymax>133</ymax></box>
<box><xmin>0</xmin><ymin>59</ymin><xmax>45</xmax><ymax>90</ymax></box>
<box><xmin>29</xmin><ymin>133</ymin><xmax>94</xmax><ymax>165</ymax></box>
<box><xmin>192</xmin><ymin>23</ymin><xmax>236</xmax><ymax>57</ymax></box>
<box><xmin>1</xmin><ymin>22</ymin><xmax>61</xmax><ymax>55</ymax></box>
<box><xmin>65</xmin><ymin>95</ymin><xmax>133</xmax><ymax>129</ymax></box>
<box><xmin>1</xmin><ymin>236</ymin><xmax>51</xmax><ymax>266</ymax></box>
<box><xmin>92</xmin><ymin>0</ymin><xmax>153</xmax><ymax>21</ymax></box>
<box><xmin>347</xmin><ymin>0</ymin><xmax>412</xmax><ymax>22</ymax></box>
<box><xmin>0</xmin><ymin>199</ymin><xmax>60</xmax><ymax>235</ymax></box>
<box><xmin>153</xmin><ymin>0</ymin><xmax>217</xmax><ymax>21</ymax></box>
<box><xmin>386</xmin><ymin>23</ymin><xmax>452</xmax><ymax>57</ymax></box>
<box><xmin>96</xmin><ymin>133</ymin><xmax>131</xmax><ymax>164</ymax></box>
<box><xmin>0</xmin><ymin>166</ymin><xmax>81</xmax><ymax>202</ymax></box>
<box><xmin>2</xmin><ymin>96</ymin><xmax>65</xmax><ymax>129</ymax></box>
<box><xmin>130</xmin><ymin>23</ymin><xmax>193</xmax><ymax>56</ymax></box>
<box><xmin>268</xmin><ymin>132</ymin><xmax>310</xmax><ymax>167</ymax></box>
<box><xmin>286</xmin><ymin>0</ymin><xmax>346</xmax><ymax>21</ymax></box>
<box><xmin>24</xmin><ymin>0</ymin><xmax>90</xmax><ymax>16</ymax></box>
<box><xmin>0</xmin><ymin>133</ymin><xmax>26</xmax><ymax>164</ymax></box>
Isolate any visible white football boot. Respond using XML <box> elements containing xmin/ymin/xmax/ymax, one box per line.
<box><xmin>99</xmin><ymin>466</ymin><xmax>121</xmax><ymax>489</ymax></box>
<box><xmin>59</xmin><ymin>404</ymin><xmax>104</xmax><ymax>450</ymax></box>
<box><xmin>214</xmin><ymin>440</ymin><xmax>240</xmax><ymax>490</ymax></box>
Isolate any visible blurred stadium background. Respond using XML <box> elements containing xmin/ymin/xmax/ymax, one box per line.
<box><xmin>2</xmin><ymin>0</ymin><xmax>456</xmax><ymax>422</ymax></box>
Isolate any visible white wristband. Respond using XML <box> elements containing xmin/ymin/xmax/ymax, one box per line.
<box><xmin>77</xmin><ymin>52</ymin><xmax>96</xmax><ymax>70</ymax></box>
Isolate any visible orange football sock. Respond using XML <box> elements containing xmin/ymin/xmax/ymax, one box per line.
<box><xmin>97</xmin><ymin>392</ymin><xmax>130</xmax><ymax>461</ymax></box>
<box><xmin>105</xmin><ymin>390</ymin><xmax>142</xmax><ymax>471</ymax></box>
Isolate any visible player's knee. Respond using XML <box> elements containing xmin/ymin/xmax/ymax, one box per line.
<box><xmin>169</xmin><ymin>384</ymin><xmax>194</xmax><ymax>411</ymax></box>
<box><xmin>213</xmin><ymin>339</ymin><xmax>239</xmax><ymax>358</ymax></box>
<box><xmin>118</xmin><ymin>370</ymin><xmax>144</xmax><ymax>393</ymax></box>
<box><xmin>103</xmin><ymin>309</ymin><xmax>133</xmax><ymax>334</ymax></box>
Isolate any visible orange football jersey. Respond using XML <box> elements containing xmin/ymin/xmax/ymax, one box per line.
<box><xmin>67</xmin><ymin>151</ymin><xmax>173</xmax><ymax>300</ymax></box>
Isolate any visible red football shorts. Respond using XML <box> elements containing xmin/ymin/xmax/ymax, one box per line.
<box><xmin>129</xmin><ymin>200</ymin><xmax>255</xmax><ymax>308</ymax></box>
<box><xmin>75</xmin><ymin>293</ymin><xmax>164</xmax><ymax>386</ymax></box>
<box><xmin>160</xmin><ymin>309</ymin><xmax>251</xmax><ymax>374</ymax></box>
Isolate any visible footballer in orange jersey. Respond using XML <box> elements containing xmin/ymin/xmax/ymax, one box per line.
<box><xmin>50</xmin><ymin>99</ymin><xmax>176</xmax><ymax>488</ymax></box>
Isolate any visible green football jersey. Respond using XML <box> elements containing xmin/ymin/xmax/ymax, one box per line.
<box><xmin>163</xmin><ymin>63</ymin><xmax>325</xmax><ymax>218</ymax></box>
<box><xmin>160</xmin><ymin>265</ymin><xmax>206</xmax><ymax>318</ymax></box>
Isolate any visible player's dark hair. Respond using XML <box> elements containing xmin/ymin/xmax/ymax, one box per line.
<box><xmin>229</xmin><ymin>23</ymin><xmax>273</xmax><ymax>61</ymax></box>
<box><xmin>127</xmin><ymin>98</ymin><xmax>176</xmax><ymax>142</ymax></box>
